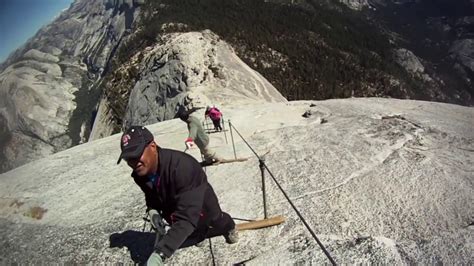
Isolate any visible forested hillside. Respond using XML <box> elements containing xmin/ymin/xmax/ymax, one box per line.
<box><xmin>110</xmin><ymin>0</ymin><xmax>426</xmax><ymax>102</ymax></box>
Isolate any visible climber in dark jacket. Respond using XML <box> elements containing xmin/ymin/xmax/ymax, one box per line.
<box><xmin>117</xmin><ymin>126</ymin><xmax>238</xmax><ymax>265</ymax></box>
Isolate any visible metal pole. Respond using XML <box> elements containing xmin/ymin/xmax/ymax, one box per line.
<box><xmin>203</xmin><ymin>118</ymin><xmax>209</xmax><ymax>133</ymax></box>
<box><xmin>142</xmin><ymin>211</ymin><xmax>149</xmax><ymax>232</ymax></box>
<box><xmin>220</xmin><ymin>122</ymin><xmax>337</xmax><ymax>265</ymax></box>
<box><xmin>222</xmin><ymin>115</ymin><xmax>228</xmax><ymax>144</ymax></box>
<box><xmin>229</xmin><ymin>120</ymin><xmax>237</xmax><ymax>159</ymax></box>
<box><xmin>206</xmin><ymin>117</ymin><xmax>212</xmax><ymax>132</ymax></box>
<box><xmin>259</xmin><ymin>158</ymin><xmax>268</xmax><ymax>219</ymax></box>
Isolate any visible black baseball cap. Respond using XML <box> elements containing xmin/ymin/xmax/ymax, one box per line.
<box><xmin>117</xmin><ymin>126</ymin><xmax>154</xmax><ymax>164</ymax></box>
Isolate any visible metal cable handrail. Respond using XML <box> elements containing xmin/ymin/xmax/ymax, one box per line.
<box><xmin>228</xmin><ymin>120</ymin><xmax>336</xmax><ymax>265</ymax></box>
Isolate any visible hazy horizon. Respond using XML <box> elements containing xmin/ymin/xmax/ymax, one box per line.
<box><xmin>0</xmin><ymin>0</ymin><xmax>73</xmax><ymax>63</ymax></box>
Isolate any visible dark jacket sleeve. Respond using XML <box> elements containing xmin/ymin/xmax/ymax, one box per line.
<box><xmin>155</xmin><ymin>158</ymin><xmax>207</xmax><ymax>257</ymax></box>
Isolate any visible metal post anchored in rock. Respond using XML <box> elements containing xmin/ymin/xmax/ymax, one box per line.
<box><xmin>203</xmin><ymin>117</ymin><xmax>211</xmax><ymax>133</ymax></box>
<box><xmin>227</xmin><ymin>123</ymin><xmax>285</xmax><ymax>232</ymax></box>
<box><xmin>229</xmin><ymin>120</ymin><xmax>237</xmax><ymax>159</ymax></box>
<box><xmin>222</xmin><ymin>115</ymin><xmax>228</xmax><ymax>144</ymax></box>
<box><xmin>259</xmin><ymin>157</ymin><xmax>268</xmax><ymax>219</ymax></box>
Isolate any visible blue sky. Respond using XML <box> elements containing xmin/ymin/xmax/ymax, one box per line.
<box><xmin>0</xmin><ymin>0</ymin><xmax>73</xmax><ymax>63</ymax></box>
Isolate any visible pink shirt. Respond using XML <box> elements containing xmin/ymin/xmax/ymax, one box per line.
<box><xmin>208</xmin><ymin>108</ymin><xmax>222</xmax><ymax>120</ymax></box>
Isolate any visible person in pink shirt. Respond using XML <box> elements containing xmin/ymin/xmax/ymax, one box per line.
<box><xmin>205</xmin><ymin>106</ymin><xmax>223</xmax><ymax>132</ymax></box>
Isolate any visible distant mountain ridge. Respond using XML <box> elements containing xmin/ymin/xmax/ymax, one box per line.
<box><xmin>0</xmin><ymin>0</ymin><xmax>472</xmax><ymax>174</ymax></box>
<box><xmin>0</xmin><ymin>0</ymin><xmax>144</xmax><ymax>173</ymax></box>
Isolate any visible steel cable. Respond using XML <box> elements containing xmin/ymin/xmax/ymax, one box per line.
<box><xmin>228</xmin><ymin>122</ymin><xmax>336</xmax><ymax>265</ymax></box>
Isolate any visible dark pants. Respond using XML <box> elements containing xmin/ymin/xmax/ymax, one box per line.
<box><xmin>180</xmin><ymin>212</ymin><xmax>235</xmax><ymax>248</ymax></box>
<box><xmin>212</xmin><ymin>118</ymin><xmax>222</xmax><ymax>131</ymax></box>
<box><xmin>180</xmin><ymin>185</ymin><xmax>234</xmax><ymax>248</ymax></box>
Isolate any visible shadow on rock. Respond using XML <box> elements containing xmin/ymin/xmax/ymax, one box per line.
<box><xmin>109</xmin><ymin>230</ymin><xmax>155</xmax><ymax>263</ymax></box>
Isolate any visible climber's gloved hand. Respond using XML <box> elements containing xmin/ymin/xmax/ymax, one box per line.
<box><xmin>185</xmin><ymin>138</ymin><xmax>195</xmax><ymax>149</ymax></box>
<box><xmin>148</xmin><ymin>209</ymin><xmax>160</xmax><ymax>229</ymax></box>
<box><xmin>146</xmin><ymin>251</ymin><xmax>165</xmax><ymax>266</ymax></box>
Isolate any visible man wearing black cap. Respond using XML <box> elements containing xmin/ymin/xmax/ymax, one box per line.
<box><xmin>117</xmin><ymin>126</ymin><xmax>238</xmax><ymax>265</ymax></box>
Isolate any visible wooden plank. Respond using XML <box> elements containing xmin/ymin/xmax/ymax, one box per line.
<box><xmin>219</xmin><ymin>157</ymin><xmax>249</xmax><ymax>164</ymax></box>
<box><xmin>236</xmin><ymin>215</ymin><xmax>285</xmax><ymax>231</ymax></box>
<box><xmin>200</xmin><ymin>157</ymin><xmax>249</xmax><ymax>167</ymax></box>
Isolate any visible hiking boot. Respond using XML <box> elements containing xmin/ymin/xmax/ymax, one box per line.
<box><xmin>224</xmin><ymin>228</ymin><xmax>239</xmax><ymax>244</ymax></box>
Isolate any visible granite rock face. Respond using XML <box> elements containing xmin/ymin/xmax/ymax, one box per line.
<box><xmin>0</xmin><ymin>0</ymin><xmax>144</xmax><ymax>173</ymax></box>
<box><xmin>0</xmin><ymin>98</ymin><xmax>472</xmax><ymax>264</ymax></box>
<box><xmin>394</xmin><ymin>48</ymin><xmax>425</xmax><ymax>74</ymax></box>
<box><xmin>450</xmin><ymin>39</ymin><xmax>474</xmax><ymax>73</ymax></box>
<box><xmin>121</xmin><ymin>31</ymin><xmax>287</xmax><ymax>128</ymax></box>
<box><xmin>338</xmin><ymin>0</ymin><xmax>369</xmax><ymax>10</ymax></box>
<box><xmin>393</xmin><ymin>48</ymin><xmax>433</xmax><ymax>82</ymax></box>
